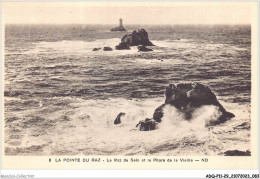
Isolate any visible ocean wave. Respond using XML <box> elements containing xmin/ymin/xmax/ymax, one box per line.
<box><xmin>5</xmin><ymin>97</ymin><xmax>250</xmax><ymax>156</ymax></box>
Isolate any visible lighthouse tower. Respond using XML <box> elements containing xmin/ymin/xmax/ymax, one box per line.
<box><xmin>119</xmin><ymin>18</ymin><xmax>123</xmax><ymax>27</ymax></box>
<box><xmin>111</xmin><ymin>18</ymin><xmax>126</xmax><ymax>31</ymax></box>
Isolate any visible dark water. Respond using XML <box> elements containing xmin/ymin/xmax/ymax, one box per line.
<box><xmin>4</xmin><ymin>25</ymin><xmax>251</xmax><ymax>156</ymax></box>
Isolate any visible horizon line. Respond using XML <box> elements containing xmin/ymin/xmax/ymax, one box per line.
<box><xmin>4</xmin><ymin>23</ymin><xmax>251</xmax><ymax>25</ymax></box>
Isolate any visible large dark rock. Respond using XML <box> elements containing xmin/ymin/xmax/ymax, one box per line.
<box><xmin>115</xmin><ymin>42</ymin><xmax>130</xmax><ymax>50</ymax></box>
<box><xmin>138</xmin><ymin>45</ymin><xmax>153</xmax><ymax>52</ymax></box>
<box><xmin>153</xmin><ymin>104</ymin><xmax>165</xmax><ymax>123</ymax></box>
<box><xmin>153</xmin><ymin>83</ymin><xmax>235</xmax><ymax>125</ymax></box>
<box><xmin>224</xmin><ymin>150</ymin><xmax>251</xmax><ymax>156</ymax></box>
<box><xmin>136</xmin><ymin>118</ymin><xmax>158</xmax><ymax>131</ymax></box>
<box><xmin>116</xmin><ymin>29</ymin><xmax>154</xmax><ymax>50</ymax></box>
<box><xmin>114</xmin><ymin>112</ymin><xmax>125</xmax><ymax>125</ymax></box>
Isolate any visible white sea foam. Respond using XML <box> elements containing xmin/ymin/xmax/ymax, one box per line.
<box><xmin>17</xmin><ymin>38</ymin><xmax>239</xmax><ymax>60</ymax></box>
<box><xmin>5</xmin><ymin>95</ymin><xmax>250</xmax><ymax>156</ymax></box>
<box><xmin>22</xmin><ymin>39</ymin><xmax>163</xmax><ymax>56</ymax></box>
<box><xmin>32</xmin><ymin>98</ymin><xmax>251</xmax><ymax>155</ymax></box>
<box><xmin>152</xmin><ymin>39</ymin><xmax>196</xmax><ymax>49</ymax></box>
<box><xmin>25</xmin><ymin>38</ymin><xmax>121</xmax><ymax>54</ymax></box>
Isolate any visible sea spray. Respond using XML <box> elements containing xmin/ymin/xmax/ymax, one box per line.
<box><xmin>191</xmin><ymin>105</ymin><xmax>222</xmax><ymax>127</ymax></box>
<box><xmin>5</xmin><ymin>96</ymin><xmax>250</xmax><ymax>155</ymax></box>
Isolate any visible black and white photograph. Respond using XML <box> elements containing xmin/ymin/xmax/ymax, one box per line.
<box><xmin>2</xmin><ymin>1</ymin><xmax>257</xmax><ymax>163</ymax></box>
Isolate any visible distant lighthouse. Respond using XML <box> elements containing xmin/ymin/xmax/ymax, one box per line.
<box><xmin>111</xmin><ymin>18</ymin><xmax>126</xmax><ymax>31</ymax></box>
<box><xmin>119</xmin><ymin>18</ymin><xmax>123</xmax><ymax>27</ymax></box>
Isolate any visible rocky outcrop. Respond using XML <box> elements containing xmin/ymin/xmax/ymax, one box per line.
<box><xmin>233</xmin><ymin>122</ymin><xmax>250</xmax><ymax>130</ymax></box>
<box><xmin>103</xmin><ymin>46</ymin><xmax>113</xmax><ymax>51</ymax></box>
<box><xmin>138</xmin><ymin>45</ymin><xmax>153</xmax><ymax>52</ymax></box>
<box><xmin>122</xmin><ymin>29</ymin><xmax>154</xmax><ymax>46</ymax></box>
<box><xmin>153</xmin><ymin>104</ymin><xmax>165</xmax><ymax>123</ymax></box>
<box><xmin>153</xmin><ymin>83</ymin><xmax>235</xmax><ymax>125</ymax></box>
<box><xmin>114</xmin><ymin>112</ymin><xmax>125</xmax><ymax>125</ymax></box>
<box><xmin>224</xmin><ymin>150</ymin><xmax>251</xmax><ymax>156</ymax></box>
<box><xmin>92</xmin><ymin>47</ymin><xmax>113</xmax><ymax>51</ymax></box>
<box><xmin>115</xmin><ymin>42</ymin><xmax>130</xmax><ymax>50</ymax></box>
<box><xmin>111</xmin><ymin>26</ymin><xmax>126</xmax><ymax>31</ymax></box>
<box><xmin>115</xmin><ymin>29</ymin><xmax>154</xmax><ymax>50</ymax></box>
<box><xmin>92</xmin><ymin>48</ymin><xmax>101</xmax><ymax>51</ymax></box>
<box><xmin>136</xmin><ymin>118</ymin><xmax>158</xmax><ymax>131</ymax></box>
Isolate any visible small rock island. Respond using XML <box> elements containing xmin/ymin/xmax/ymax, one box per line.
<box><xmin>116</xmin><ymin>29</ymin><xmax>154</xmax><ymax>51</ymax></box>
<box><xmin>111</xmin><ymin>18</ymin><xmax>126</xmax><ymax>31</ymax></box>
<box><xmin>92</xmin><ymin>28</ymin><xmax>154</xmax><ymax>52</ymax></box>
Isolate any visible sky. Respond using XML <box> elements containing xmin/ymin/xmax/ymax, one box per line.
<box><xmin>2</xmin><ymin>2</ymin><xmax>253</xmax><ymax>25</ymax></box>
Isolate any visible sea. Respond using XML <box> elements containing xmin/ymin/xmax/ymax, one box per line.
<box><xmin>4</xmin><ymin>24</ymin><xmax>251</xmax><ymax>156</ymax></box>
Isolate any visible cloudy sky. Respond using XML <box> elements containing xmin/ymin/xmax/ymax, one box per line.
<box><xmin>2</xmin><ymin>2</ymin><xmax>254</xmax><ymax>25</ymax></box>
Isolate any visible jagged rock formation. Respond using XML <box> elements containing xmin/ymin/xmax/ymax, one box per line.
<box><xmin>153</xmin><ymin>83</ymin><xmax>235</xmax><ymax>125</ymax></box>
<box><xmin>115</xmin><ymin>42</ymin><xmax>130</xmax><ymax>50</ymax></box>
<box><xmin>136</xmin><ymin>118</ymin><xmax>158</xmax><ymax>131</ymax></box>
<box><xmin>116</xmin><ymin>29</ymin><xmax>154</xmax><ymax>50</ymax></box>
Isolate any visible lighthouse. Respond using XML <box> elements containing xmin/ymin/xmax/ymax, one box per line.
<box><xmin>119</xmin><ymin>18</ymin><xmax>123</xmax><ymax>27</ymax></box>
<box><xmin>111</xmin><ymin>18</ymin><xmax>126</xmax><ymax>31</ymax></box>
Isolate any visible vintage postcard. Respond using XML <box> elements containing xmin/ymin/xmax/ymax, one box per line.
<box><xmin>1</xmin><ymin>1</ymin><xmax>258</xmax><ymax>170</ymax></box>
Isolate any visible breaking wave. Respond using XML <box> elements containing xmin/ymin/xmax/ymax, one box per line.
<box><xmin>5</xmin><ymin>97</ymin><xmax>250</xmax><ymax>156</ymax></box>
